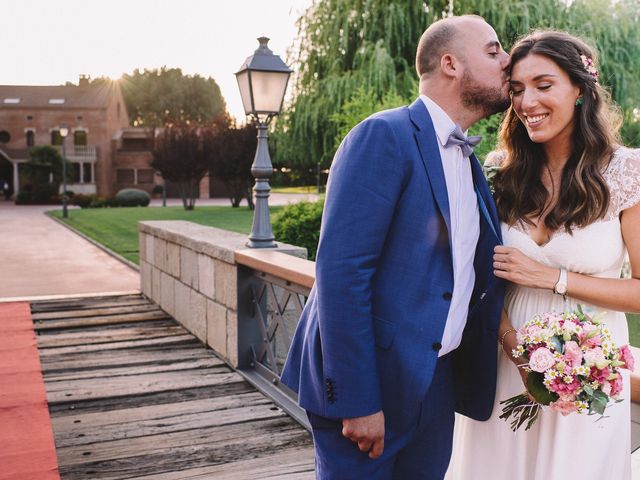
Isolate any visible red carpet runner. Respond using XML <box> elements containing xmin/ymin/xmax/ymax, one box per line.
<box><xmin>0</xmin><ymin>302</ymin><xmax>60</xmax><ymax>480</ymax></box>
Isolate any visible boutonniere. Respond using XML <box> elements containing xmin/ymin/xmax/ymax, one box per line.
<box><xmin>483</xmin><ymin>164</ymin><xmax>500</xmax><ymax>195</ymax></box>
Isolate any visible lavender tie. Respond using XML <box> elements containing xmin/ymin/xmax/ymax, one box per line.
<box><xmin>445</xmin><ymin>124</ymin><xmax>482</xmax><ymax>158</ymax></box>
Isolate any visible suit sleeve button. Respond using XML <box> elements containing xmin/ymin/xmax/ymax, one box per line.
<box><xmin>432</xmin><ymin>342</ymin><xmax>442</xmax><ymax>351</ymax></box>
<box><xmin>442</xmin><ymin>292</ymin><xmax>452</xmax><ymax>300</ymax></box>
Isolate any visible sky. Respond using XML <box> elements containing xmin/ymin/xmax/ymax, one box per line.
<box><xmin>2</xmin><ymin>0</ymin><xmax>313</xmax><ymax>120</ymax></box>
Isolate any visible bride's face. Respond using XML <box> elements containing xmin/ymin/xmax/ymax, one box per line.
<box><xmin>509</xmin><ymin>53</ymin><xmax>581</xmax><ymax>145</ymax></box>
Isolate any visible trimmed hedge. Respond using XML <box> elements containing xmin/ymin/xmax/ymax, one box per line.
<box><xmin>115</xmin><ymin>188</ymin><xmax>150</xmax><ymax>207</ymax></box>
<box><xmin>272</xmin><ymin>199</ymin><xmax>324</xmax><ymax>260</ymax></box>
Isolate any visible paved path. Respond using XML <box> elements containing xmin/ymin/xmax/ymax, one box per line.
<box><xmin>0</xmin><ymin>202</ymin><xmax>139</xmax><ymax>300</ymax></box>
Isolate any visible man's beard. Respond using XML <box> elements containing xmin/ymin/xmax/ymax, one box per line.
<box><xmin>461</xmin><ymin>70</ymin><xmax>510</xmax><ymax>117</ymax></box>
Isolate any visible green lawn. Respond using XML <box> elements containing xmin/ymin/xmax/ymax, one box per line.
<box><xmin>271</xmin><ymin>186</ymin><xmax>319</xmax><ymax>194</ymax></box>
<box><xmin>48</xmin><ymin>206</ymin><xmax>281</xmax><ymax>265</ymax></box>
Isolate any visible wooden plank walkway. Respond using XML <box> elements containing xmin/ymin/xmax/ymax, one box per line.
<box><xmin>32</xmin><ymin>294</ymin><xmax>315</xmax><ymax>479</ymax></box>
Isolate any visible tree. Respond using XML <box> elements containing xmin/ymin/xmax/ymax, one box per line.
<box><xmin>275</xmin><ymin>0</ymin><xmax>640</xmax><ymax>173</ymax></box>
<box><xmin>204</xmin><ymin>118</ymin><xmax>257</xmax><ymax>208</ymax></box>
<box><xmin>151</xmin><ymin>124</ymin><xmax>210</xmax><ymax>210</ymax></box>
<box><xmin>120</xmin><ymin>67</ymin><xmax>227</xmax><ymax>127</ymax></box>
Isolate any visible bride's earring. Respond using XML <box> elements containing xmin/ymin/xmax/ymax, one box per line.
<box><xmin>575</xmin><ymin>97</ymin><xmax>583</xmax><ymax>106</ymax></box>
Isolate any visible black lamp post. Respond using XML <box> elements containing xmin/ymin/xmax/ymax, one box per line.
<box><xmin>59</xmin><ymin>125</ymin><xmax>69</xmax><ymax>218</ymax></box>
<box><xmin>235</xmin><ymin>37</ymin><xmax>292</xmax><ymax>248</ymax></box>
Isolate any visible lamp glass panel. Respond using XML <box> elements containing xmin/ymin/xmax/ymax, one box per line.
<box><xmin>235</xmin><ymin>71</ymin><xmax>253</xmax><ymax>115</ymax></box>
<box><xmin>250</xmin><ymin>71</ymin><xmax>290</xmax><ymax>113</ymax></box>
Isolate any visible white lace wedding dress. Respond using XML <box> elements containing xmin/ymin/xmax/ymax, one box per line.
<box><xmin>446</xmin><ymin>147</ymin><xmax>640</xmax><ymax>480</ymax></box>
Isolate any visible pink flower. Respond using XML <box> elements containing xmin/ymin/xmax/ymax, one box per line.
<box><xmin>584</xmin><ymin>347</ymin><xmax>606</xmax><ymax>367</ymax></box>
<box><xmin>548</xmin><ymin>376</ymin><xmax>581</xmax><ymax>395</ymax></box>
<box><xmin>590</xmin><ymin>366</ymin><xmax>611</xmax><ymax>384</ymax></box>
<box><xmin>529</xmin><ymin>347</ymin><xmax>556</xmax><ymax>372</ymax></box>
<box><xmin>550</xmin><ymin>400</ymin><xmax>578</xmax><ymax>416</ymax></box>
<box><xmin>609</xmin><ymin>374</ymin><xmax>623</xmax><ymax>398</ymax></box>
<box><xmin>563</xmin><ymin>341</ymin><xmax>583</xmax><ymax>367</ymax></box>
<box><xmin>619</xmin><ymin>345</ymin><xmax>635</xmax><ymax>372</ymax></box>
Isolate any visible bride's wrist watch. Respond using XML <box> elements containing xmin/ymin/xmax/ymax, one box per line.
<box><xmin>553</xmin><ymin>268</ymin><xmax>568</xmax><ymax>297</ymax></box>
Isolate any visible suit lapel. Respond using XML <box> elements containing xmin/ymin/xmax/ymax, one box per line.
<box><xmin>408</xmin><ymin>99</ymin><xmax>452</xmax><ymax>240</ymax></box>
<box><xmin>469</xmin><ymin>153</ymin><xmax>502</xmax><ymax>243</ymax></box>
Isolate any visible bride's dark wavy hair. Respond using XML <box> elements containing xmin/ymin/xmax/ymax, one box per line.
<box><xmin>494</xmin><ymin>30</ymin><xmax>621</xmax><ymax>232</ymax></box>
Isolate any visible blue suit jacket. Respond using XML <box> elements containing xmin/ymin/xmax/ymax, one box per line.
<box><xmin>281</xmin><ymin>98</ymin><xmax>504</xmax><ymax>431</ymax></box>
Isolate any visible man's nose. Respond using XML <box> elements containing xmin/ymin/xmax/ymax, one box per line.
<box><xmin>501</xmin><ymin>51</ymin><xmax>511</xmax><ymax>70</ymax></box>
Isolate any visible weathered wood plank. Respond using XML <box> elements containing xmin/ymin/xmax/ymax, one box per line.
<box><xmin>34</xmin><ymin>310</ymin><xmax>170</xmax><ymax>330</ymax></box>
<box><xmin>32</xmin><ymin>303</ymin><xmax>163</xmax><ymax>321</ymax></box>
<box><xmin>31</xmin><ymin>295</ymin><xmax>147</xmax><ymax>313</ymax></box>
<box><xmin>38</xmin><ymin>334</ymin><xmax>198</xmax><ymax>356</ymax></box>
<box><xmin>40</xmin><ymin>346</ymin><xmax>220</xmax><ymax>373</ymax></box>
<box><xmin>45</xmin><ymin>368</ymin><xmax>244</xmax><ymax>404</ymax></box>
<box><xmin>126</xmin><ymin>447</ymin><xmax>315</xmax><ymax>480</ymax></box>
<box><xmin>43</xmin><ymin>357</ymin><xmax>226</xmax><ymax>382</ymax></box>
<box><xmin>48</xmin><ymin>382</ymin><xmax>256</xmax><ymax>417</ymax></box>
<box><xmin>38</xmin><ymin>325</ymin><xmax>187</xmax><ymax>348</ymax></box>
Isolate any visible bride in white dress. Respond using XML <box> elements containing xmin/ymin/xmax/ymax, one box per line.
<box><xmin>447</xmin><ymin>31</ymin><xmax>640</xmax><ymax>479</ymax></box>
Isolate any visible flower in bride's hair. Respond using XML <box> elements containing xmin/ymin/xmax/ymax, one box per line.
<box><xmin>529</xmin><ymin>347</ymin><xmax>556</xmax><ymax>373</ymax></box>
<box><xmin>579</xmin><ymin>54</ymin><xmax>600</xmax><ymax>85</ymax></box>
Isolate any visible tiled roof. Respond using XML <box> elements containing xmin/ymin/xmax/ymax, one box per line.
<box><xmin>0</xmin><ymin>82</ymin><xmax>117</xmax><ymax>109</ymax></box>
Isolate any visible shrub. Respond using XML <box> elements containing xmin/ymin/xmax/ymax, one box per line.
<box><xmin>89</xmin><ymin>196</ymin><xmax>107</xmax><ymax>208</ymax></box>
<box><xmin>72</xmin><ymin>194</ymin><xmax>92</xmax><ymax>208</ymax></box>
<box><xmin>115</xmin><ymin>188</ymin><xmax>150</xmax><ymax>207</ymax></box>
<box><xmin>272</xmin><ymin>199</ymin><xmax>324</xmax><ymax>260</ymax></box>
<box><xmin>152</xmin><ymin>184</ymin><xmax>164</xmax><ymax>195</ymax></box>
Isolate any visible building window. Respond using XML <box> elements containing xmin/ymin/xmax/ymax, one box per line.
<box><xmin>137</xmin><ymin>169</ymin><xmax>154</xmax><ymax>184</ymax></box>
<box><xmin>26</xmin><ymin>130</ymin><xmax>35</xmax><ymax>147</ymax></box>
<box><xmin>74</xmin><ymin>130</ymin><xmax>87</xmax><ymax>146</ymax></box>
<box><xmin>71</xmin><ymin>163</ymin><xmax>81</xmax><ymax>183</ymax></box>
<box><xmin>26</xmin><ymin>115</ymin><xmax>33</xmax><ymax>121</ymax></box>
<box><xmin>48</xmin><ymin>98</ymin><xmax>65</xmax><ymax>105</ymax></box>
<box><xmin>0</xmin><ymin>131</ymin><xmax>11</xmax><ymax>143</ymax></box>
<box><xmin>3</xmin><ymin>98</ymin><xmax>20</xmax><ymax>104</ymax></box>
<box><xmin>116</xmin><ymin>169</ymin><xmax>135</xmax><ymax>184</ymax></box>
<box><xmin>83</xmin><ymin>163</ymin><xmax>92</xmax><ymax>183</ymax></box>
<box><xmin>51</xmin><ymin>130</ymin><xmax>62</xmax><ymax>146</ymax></box>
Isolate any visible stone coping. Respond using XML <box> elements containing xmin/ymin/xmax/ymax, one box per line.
<box><xmin>235</xmin><ymin>249</ymin><xmax>315</xmax><ymax>289</ymax></box>
<box><xmin>139</xmin><ymin>221</ymin><xmax>307</xmax><ymax>263</ymax></box>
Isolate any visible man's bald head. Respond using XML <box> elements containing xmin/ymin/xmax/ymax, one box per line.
<box><xmin>416</xmin><ymin>15</ymin><xmax>485</xmax><ymax>77</ymax></box>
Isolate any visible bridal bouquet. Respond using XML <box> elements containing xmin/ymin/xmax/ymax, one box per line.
<box><xmin>500</xmin><ymin>306</ymin><xmax>635</xmax><ymax>431</ymax></box>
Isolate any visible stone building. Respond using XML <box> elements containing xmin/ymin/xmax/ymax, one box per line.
<box><xmin>0</xmin><ymin>76</ymin><xmax>163</xmax><ymax>198</ymax></box>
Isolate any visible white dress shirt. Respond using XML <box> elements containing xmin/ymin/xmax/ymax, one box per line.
<box><xmin>420</xmin><ymin>95</ymin><xmax>480</xmax><ymax>357</ymax></box>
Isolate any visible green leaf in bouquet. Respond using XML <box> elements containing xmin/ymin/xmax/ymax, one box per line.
<box><xmin>583</xmin><ymin>384</ymin><xmax>594</xmax><ymax>396</ymax></box>
<box><xmin>527</xmin><ymin>372</ymin><xmax>559</xmax><ymax>406</ymax></box>
<box><xmin>590</xmin><ymin>390</ymin><xmax>608</xmax><ymax>416</ymax></box>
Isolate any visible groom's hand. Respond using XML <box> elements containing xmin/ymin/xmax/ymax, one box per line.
<box><xmin>342</xmin><ymin>410</ymin><xmax>385</xmax><ymax>459</ymax></box>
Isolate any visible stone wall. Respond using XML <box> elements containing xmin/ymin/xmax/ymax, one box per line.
<box><xmin>138</xmin><ymin>220</ymin><xmax>306</xmax><ymax>367</ymax></box>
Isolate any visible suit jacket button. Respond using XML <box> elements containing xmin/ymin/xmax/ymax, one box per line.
<box><xmin>442</xmin><ymin>292</ymin><xmax>452</xmax><ymax>300</ymax></box>
<box><xmin>432</xmin><ymin>342</ymin><xmax>442</xmax><ymax>351</ymax></box>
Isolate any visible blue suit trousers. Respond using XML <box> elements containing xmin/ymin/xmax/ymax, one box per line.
<box><xmin>308</xmin><ymin>354</ymin><xmax>455</xmax><ymax>480</ymax></box>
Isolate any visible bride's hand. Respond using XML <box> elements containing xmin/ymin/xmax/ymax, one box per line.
<box><xmin>493</xmin><ymin>246</ymin><xmax>558</xmax><ymax>290</ymax></box>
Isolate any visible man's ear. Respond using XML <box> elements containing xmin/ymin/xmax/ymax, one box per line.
<box><xmin>440</xmin><ymin>53</ymin><xmax>461</xmax><ymax>79</ymax></box>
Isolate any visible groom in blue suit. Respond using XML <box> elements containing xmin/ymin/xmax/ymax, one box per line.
<box><xmin>281</xmin><ymin>15</ymin><xmax>510</xmax><ymax>479</ymax></box>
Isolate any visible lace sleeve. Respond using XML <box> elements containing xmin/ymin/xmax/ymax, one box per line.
<box><xmin>606</xmin><ymin>147</ymin><xmax>640</xmax><ymax>216</ymax></box>
<box><xmin>483</xmin><ymin>150</ymin><xmax>506</xmax><ymax>168</ymax></box>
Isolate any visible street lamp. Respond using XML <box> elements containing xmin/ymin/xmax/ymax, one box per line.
<box><xmin>235</xmin><ymin>37</ymin><xmax>292</xmax><ymax>248</ymax></box>
<box><xmin>59</xmin><ymin>125</ymin><xmax>69</xmax><ymax>218</ymax></box>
